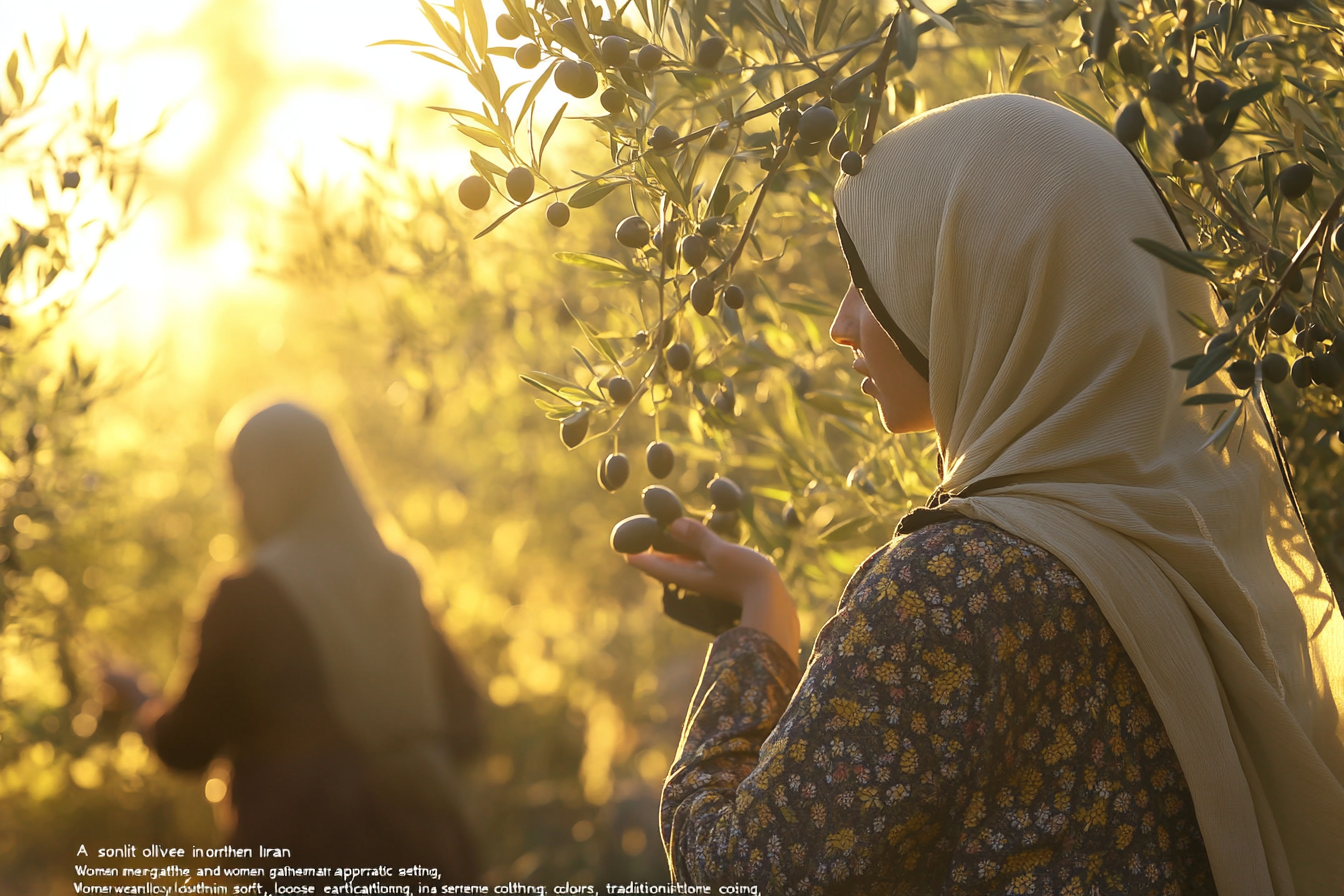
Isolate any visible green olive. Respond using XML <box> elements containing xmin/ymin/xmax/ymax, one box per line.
<box><xmin>514</xmin><ymin>42</ymin><xmax>541</xmax><ymax>68</ymax></box>
<box><xmin>458</xmin><ymin>175</ymin><xmax>491</xmax><ymax>210</ymax></box>
<box><xmin>600</xmin><ymin>35</ymin><xmax>630</xmax><ymax>67</ymax></box>
<box><xmin>600</xmin><ymin>87</ymin><xmax>626</xmax><ymax>114</ymax></box>
<box><xmin>506</xmin><ymin>166</ymin><xmax>535</xmax><ymax>203</ymax></box>
<box><xmin>690</xmin><ymin>278</ymin><xmax>715</xmax><ymax>316</ymax></box>
<box><xmin>496</xmin><ymin>14</ymin><xmax>522</xmax><ymax>40</ymax></box>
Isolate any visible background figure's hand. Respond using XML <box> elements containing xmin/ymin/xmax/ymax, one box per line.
<box><xmin>626</xmin><ymin>517</ymin><xmax>800</xmax><ymax>661</ymax></box>
<box><xmin>101</xmin><ymin>667</ymin><xmax>150</xmax><ymax>715</ymax></box>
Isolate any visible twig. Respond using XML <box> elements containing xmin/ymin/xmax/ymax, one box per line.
<box><xmin>1241</xmin><ymin>184</ymin><xmax>1344</xmax><ymax>335</ymax></box>
<box><xmin>860</xmin><ymin>14</ymin><xmax>902</xmax><ymax>154</ymax></box>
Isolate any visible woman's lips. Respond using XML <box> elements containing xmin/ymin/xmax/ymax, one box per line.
<box><xmin>853</xmin><ymin>358</ymin><xmax>873</xmax><ymax>394</ymax></box>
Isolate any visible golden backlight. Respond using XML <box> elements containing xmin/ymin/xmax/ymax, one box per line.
<box><xmin>0</xmin><ymin>0</ymin><xmax>529</xmax><ymax>371</ymax></box>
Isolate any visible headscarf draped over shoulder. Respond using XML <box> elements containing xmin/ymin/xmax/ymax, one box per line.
<box><xmin>223</xmin><ymin>401</ymin><xmax>466</xmax><ymax>822</ymax></box>
<box><xmin>834</xmin><ymin>93</ymin><xmax>1344</xmax><ymax>896</ymax></box>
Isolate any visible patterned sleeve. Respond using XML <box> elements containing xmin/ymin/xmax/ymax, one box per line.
<box><xmin>661</xmin><ymin>542</ymin><xmax>977</xmax><ymax>893</ymax></box>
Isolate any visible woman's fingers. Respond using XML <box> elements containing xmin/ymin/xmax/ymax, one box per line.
<box><xmin>625</xmin><ymin>551</ymin><xmax>734</xmax><ymax>600</ymax></box>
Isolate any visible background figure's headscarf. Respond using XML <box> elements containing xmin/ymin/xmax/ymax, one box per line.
<box><xmin>224</xmin><ymin>401</ymin><xmax>467</xmax><ymax>824</ymax></box>
<box><xmin>834</xmin><ymin>93</ymin><xmax>1344</xmax><ymax>895</ymax></box>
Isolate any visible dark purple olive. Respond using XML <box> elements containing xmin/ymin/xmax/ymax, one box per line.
<box><xmin>722</xmin><ymin>284</ymin><xmax>745</xmax><ymax>310</ymax></box>
<box><xmin>828</xmin><ymin>130</ymin><xmax>849</xmax><ymax>160</ymax></box>
<box><xmin>1228</xmin><ymin>359</ymin><xmax>1256</xmax><ymax>389</ymax></box>
<box><xmin>642</xmin><ymin>485</ymin><xmax>684</xmax><ymax>525</ymax></box>
<box><xmin>1292</xmin><ymin>356</ymin><xmax>1313</xmax><ymax>388</ymax></box>
<box><xmin>840</xmin><ymin>151</ymin><xmax>863</xmax><ymax>176</ymax></box>
<box><xmin>607</xmin><ymin>375</ymin><xmax>634</xmax><ymax>404</ymax></box>
<box><xmin>1148</xmin><ymin>65</ymin><xmax>1183</xmax><ymax>104</ymax></box>
<box><xmin>707</xmin><ymin>476</ymin><xmax>742</xmax><ymax>511</ymax></box>
<box><xmin>705</xmin><ymin>508</ymin><xmax>740</xmax><ymax>537</ymax></box>
<box><xmin>1269</xmin><ymin>304</ymin><xmax>1296</xmax><ymax>335</ymax></box>
<box><xmin>1311</xmin><ymin>354</ymin><xmax>1342</xmax><ymax>389</ymax></box>
<box><xmin>696</xmin><ymin>36</ymin><xmax>727</xmax><ymax>69</ymax></box>
<box><xmin>561</xmin><ymin>409</ymin><xmax>590</xmax><ymax>447</ymax></box>
<box><xmin>636</xmin><ymin>44</ymin><xmax>663</xmax><ymax>71</ymax></box>
<box><xmin>1114</xmin><ymin>102</ymin><xmax>1146</xmax><ymax>144</ymax></box>
<box><xmin>798</xmin><ymin>105</ymin><xmax>839</xmax><ymax>143</ymax></box>
<box><xmin>649</xmin><ymin>125</ymin><xmax>677</xmax><ymax>153</ymax></box>
<box><xmin>616</xmin><ymin>216</ymin><xmax>651</xmax><ymax>248</ymax></box>
<box><xmin>783</xmin><ymin>504</ymin><xmax>801</xmax><ymax>527</ymax></box>
<box><xmin>1278</xmin><ymin>163</ymin><xmax>1314</xmax><ymax>201</ymax></box>
<box><xmin>599</xmin><ymin>452</ymin><xmax>630</xmax><ymax>491</ymax></box>
<box><xmin>1173</xmin><ymin>122</ymin><xmax>1213</xmax><ymax>161</ymax></box>
<box><xmin>600</xmin><ymin>35</ymin><xmax>629</xmax><ymax>67</ymax></box>
<box><xmin>680</xmin><ymin>234</ymin><xmax>709</xmax><ymax>267</ymax></box>
<box><xmin>546</xmin><ymin>201</ymin><xmax>571</xmax><ymax>227</ymax></box>
<box><xmin>1194</xmin><ymin>79</ymin><xmax>1229</xmax><ymax>114</ymax></box>
<box><xmin>646</xmin><ymin>441</ymin><xmax>674</xmax><ymax>478</ymax></box>
<box><xmin>830</xmin><ymin>71</ymin><xmax>866</xmax><ymax>104</ymax></box>
<box><xmin>666</xmin><ymin>342</ymin><xmax>692</xmax><ymax>371</ymax></box>
<box><xmin>611</xmin><ymin>514</ymin><xmax>660</xmax><ymax>553</ymax></box>
<box><xmin>778</xmin><ymin>107</ymin><xmax>801</xmax><ymax>133</ymax></box>
<box><xmin>1261</xmin><ymin>352</ymin><xmax>1289</xmax><ymax>383</ymax></box>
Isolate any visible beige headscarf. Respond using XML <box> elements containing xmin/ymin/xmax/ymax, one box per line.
<box><xmin>834</xmin><ymin>93</ymin><xmax>1344</xmax><ymax>895</ymax></box>
<box><xmin>223</xmin><ymin>401</ymin><xmax>465</xmax><ymax>819</ymax></box>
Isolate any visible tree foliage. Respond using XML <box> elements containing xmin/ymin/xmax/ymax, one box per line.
<box><xmin>406</xmin><ymin>0</ymin><xmax>1344</xmax><ymax>591</ymax></box>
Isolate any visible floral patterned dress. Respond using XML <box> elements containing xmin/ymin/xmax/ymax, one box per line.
<box><xmin>660</xmin><ymin>518</ymin><xmax>1215</xmax><ymax>895</ymax></box>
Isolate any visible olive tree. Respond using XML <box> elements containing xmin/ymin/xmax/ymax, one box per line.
<box><xmin>393</xmin><ymin>0</ymin><xmax>1344</xmax><ymax>612</ymax></box>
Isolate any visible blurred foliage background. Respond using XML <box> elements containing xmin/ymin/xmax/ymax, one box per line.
<box><xmin>3</xmin><ymin>0</ymin><xmax>1343</xmax><ymax>892</ymax></box>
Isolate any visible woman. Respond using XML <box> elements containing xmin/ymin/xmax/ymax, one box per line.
<box><xmin>629</xmin><ymin>94</ymin><xmax>1344</xmax><ymax>894</ymax></box>
<box><xmin>134</xmin><ymin>400</ymin><xmax>483</xmax><ymax>881</ymax></box>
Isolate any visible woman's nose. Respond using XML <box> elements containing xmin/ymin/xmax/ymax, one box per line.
<box><xmin>829</xmin><ymin>284</ymin><xmax>862</xmax><ymax>350</ymax></box>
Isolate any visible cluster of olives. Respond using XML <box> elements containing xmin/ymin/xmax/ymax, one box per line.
<box><xmin>1211</xmin><ymin>302</ymin><xmax>1344</xmax><ymax>393</ymax></box>
<box><xmin>609</xmin><ymin>477</ymin><xmax>745</xmax><ymax>555</ymax></box>
<box><xmin>1105</xmin><ymin>25</ymin><xmax>1260</xmax><ymax>166</ymax></box>
<box><xmin>591</xmin><ymin>434</ymin><xmax>677</xmax><ymax>491</ymax></box>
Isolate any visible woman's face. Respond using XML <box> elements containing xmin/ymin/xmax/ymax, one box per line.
<box><xmin>830</xmin><ymin>283</ymin><xmax>935</xmax><ymax>434</ymax></box>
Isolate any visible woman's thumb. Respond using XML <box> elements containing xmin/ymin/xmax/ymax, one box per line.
<box><xmin>669</xmin><ymin>516</ymin><xmax>715</xmax><ymax>549</ymax></box>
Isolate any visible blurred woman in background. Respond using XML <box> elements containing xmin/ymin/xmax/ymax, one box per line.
<box><xmin>121</xmin><ymin>400</ymin><xmax>482</xmax><ymax>880</ymax></box>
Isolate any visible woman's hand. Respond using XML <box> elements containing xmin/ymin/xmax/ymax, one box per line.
<box><xmin>626</xmin><ymin>517</ymin><xmax>800</xmax><ymax>660</ymax></box>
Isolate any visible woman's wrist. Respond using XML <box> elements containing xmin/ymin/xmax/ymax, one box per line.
<box><xmin>739</xmin><ymin>577</ymin><xmax>800</xmax><ymax>661</ymax></box>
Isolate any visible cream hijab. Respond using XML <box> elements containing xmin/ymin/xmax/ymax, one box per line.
<box><xmin>224</xmin><ymin>401</ymin><xmax>463</xmax><ymax>809</ymax></box>
<box><xmin>834</xmin><ymin>93</ymin><xmax>1344</xmax><ymax>895</ymax></box>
